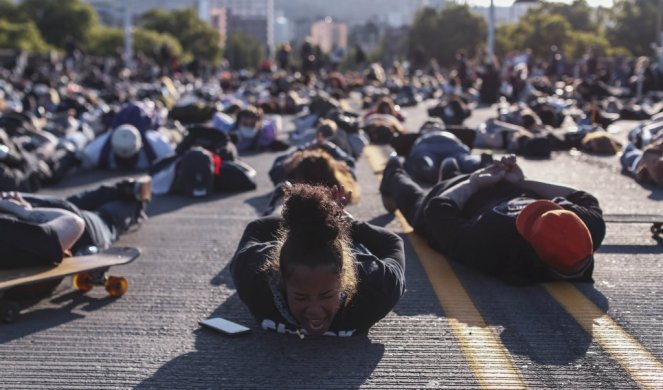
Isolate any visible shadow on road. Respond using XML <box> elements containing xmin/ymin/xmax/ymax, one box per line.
<box><xmin>598</xmin><ymin>242</ymin><xmax>663</xmax><ymax>254</ymax></box>
<box><xmin>146</xmin><ymin>192</ymin><xmax>236</xmax><ymax>218</ymax></box>
<box><xmin>449</xmin><ymin>263</ymin><xmax>610</xmax><ymax>366</ymax></box>
<box><xmin>243</xmin><ymin>191</ymin><xmax>274</xmax><ymax>216</ymax></box>
<box><xmin>136</xmin><ymin>293</ymin><xmax>385</xmax><ymax>390</ymax></box>
<box><xmin>0</xmin><ymin>289</ymin><xmax>115</xmax><ymax>344</ymax></box>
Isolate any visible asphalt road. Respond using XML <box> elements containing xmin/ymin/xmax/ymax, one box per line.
<box><xmin>1</xmin><ymin>102</ymin><xmax>662</xmax><ymax>389</ymax></box>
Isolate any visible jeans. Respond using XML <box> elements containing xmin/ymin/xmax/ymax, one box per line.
<box><xmin>620</xmin><ymin>144</ymin><xmax>642</xmax><ymax>176</ymax></box>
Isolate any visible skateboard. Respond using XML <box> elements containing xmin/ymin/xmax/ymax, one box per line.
<box><xmin>603</xmin><ymin>214</ymin><xmax>663</xmax><ymax>237</ymax></box>
<box><xmin>0</xmin><ymin>246</ymin><xmax>140</xmax><ymax>323</ymax></box>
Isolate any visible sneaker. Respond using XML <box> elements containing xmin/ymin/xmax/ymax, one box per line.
<box><xmin>116</xmin><ymin>176</ymin><xmax>152</xmax><ymax>202</ymax></box>
<box><xmin>133</xmin><ymin>176</ymin><xmax>152</xmax><ymax>202</ymax></box>
<box><xmin>380</xmin><ymin>153</ymin><xmax>402</xmax><ymax>213</ymax></box>
<box><xmin>438</xmin><ymin>157</ymin><xmax>460</xmax><ymax>182</ymax></box>
<box><xmin>479</xmin><ymin>152</ymin><xmax>494</xmax><ymax>168</ymax></box>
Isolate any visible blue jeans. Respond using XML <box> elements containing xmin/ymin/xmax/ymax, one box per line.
<box><xmin>620</xmin><ymin>144</ymin><xmax>642</xmax><ymax>176</ymax></box>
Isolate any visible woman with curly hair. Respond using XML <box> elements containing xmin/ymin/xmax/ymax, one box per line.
<box><xmin>230</xmin><ymin>184</ymin><xmax>405</xmax><ymax>337</ymax></box>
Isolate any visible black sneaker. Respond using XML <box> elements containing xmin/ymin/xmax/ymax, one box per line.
<box><xmin>117</xmin><ymin>176</ymin><xmax>152</xmax><ymax>202</ymax></box>
<box><xmin>134</xmin><ymin>176</ymin><xmax>152</xmax><ymax>202</ymax></box>
<box><xmin>438</xmin><ymin>157</ymin><xmax>460</xmax><ymax>182</ymax></box>
<box><xmin>380</xmin><ymin>153</ymin><xmax>402</xmax><ymax>213</ymax></box>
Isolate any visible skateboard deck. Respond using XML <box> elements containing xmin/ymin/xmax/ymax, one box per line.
<box><xmin>0</xmin><ymin>247</ymin><xmax>140</xmax><ymax>323</ymax></box>
<box><xmin>603</xmin><ymin>214</ymin><xmax>663</xmax><ymax>236</ymax></box>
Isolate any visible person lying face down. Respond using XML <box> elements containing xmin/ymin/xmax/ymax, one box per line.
<box><xmin>380</xmin><ymin>155</ymin><xmax>606</xmax><ymax>285</ymax></box>
<box><xmin>231</xmin><ymin>184</ymin><xmax>405</xmax><ymax>337</ymax></box>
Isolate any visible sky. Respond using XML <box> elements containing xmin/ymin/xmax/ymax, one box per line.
<box><xmin>465</xmin><ymin>0</ymin><xmax>614</xmax><ymax>6</ymax></box>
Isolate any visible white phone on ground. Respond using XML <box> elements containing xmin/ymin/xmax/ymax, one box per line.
<box><xmin>200</xmin><ymin>317</ymin><xmax>251</xmax><ymax>336</ymax></box>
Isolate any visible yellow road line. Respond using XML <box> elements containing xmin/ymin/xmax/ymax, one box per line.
<box><xmin>543</xmin><ymin>283</ymin><xmax>663</xmax><ymax>389</ymax></box>
<box><xmin>364</xmin><ymin>145</ymin><xmax>526</xmax><ymax>389</ymax></box>
<box><xmin>365</xmin><ymin>144</ymin><xmax>663</xmax><ymax>389</ymax></box>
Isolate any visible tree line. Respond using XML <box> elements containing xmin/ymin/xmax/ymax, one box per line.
<box><xmin>409</xmin><ymin>0</ymin><xmax>660</xmax><ymax>66</ymax></box>
<box><xmin>0</xmin><ymin>0</ymin><xmax>224</xmax><ymax>66</ymax></box>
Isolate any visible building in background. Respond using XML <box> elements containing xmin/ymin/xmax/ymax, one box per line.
<box><xmin>420</xmin><ymin>0</ymin><xmax>446</xmax><ymax>12</ymax></box>
<box><xmin>310</xmin><ymin>17</ymin><xmax>347</xmax><ymax>53</ymax></box>
<box><xmin>213</xmin><ymin>0</ymin><xmax>274</xmax><ymax>53</ymax></box>
<box><xmin>470</xmin><ymin>3</ymin><xmax>534</xmax><ymax>26</ymax></box>
<box><xmin>349</xmin><ymin>21</ymin><xmax>381</xmax><ymax>55</ymax></box>
<box><xmin>209</xmin><ymin>7</ymin><xmax>228</xmax><ymax>48</ymax></box>
<box><xmin>274</xmin><ymin>10</ymin><xmax>293</xmax><ymax>47</ymax></box>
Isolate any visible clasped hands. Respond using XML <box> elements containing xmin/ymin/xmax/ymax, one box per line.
<box><xmin>469</xmin><ymin>155</ymin><xmax>524</xmax><ymax>189</ymax></box>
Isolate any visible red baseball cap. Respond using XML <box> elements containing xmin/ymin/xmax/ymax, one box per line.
<box><xmin>516</xmin><ymin>200</ymin><xmax>593</xmax><ymax>276</ymax></box>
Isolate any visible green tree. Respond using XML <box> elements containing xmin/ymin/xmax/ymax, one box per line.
<box><xmin>133</xmin><ymin>28</ymin><xmax>182</xmax><ymax>61</ymax></box>
<box><xmin>537</xmin><ymin>0</ymin><xmax>596</xmax><ymax>32</ymax></box>
<box><xmin>85</xmin><ymin>27</ymin><xmax>182</xmax><ymax>61</ymax></box>
<box><xmin>139</xmin><ymin>8</ymin><xmax>222</xmax><ymax>64</ymax></box>
<box><xmin>567</xmin><ymin>30</ymin><xmax>610</xmax><ymax>59</ymax></box>
<box><xmin>408</xmin><ymin>5</ymin><xmax>485</xmax><ymax>66</ymax></box>
<box><xmin>85</xmin><ymin>27</ymin><xmax>123</xmax><ymax>58</ymax></box>
<box><xmin>517</xmin><ymin>13</ymin><xmax>572</xmax><ymax>59</ymax></box>
<box><xmin>494</xmin><ymin>24</ymin><xmax>517</xmax><ymax>57</ymax></box>
<box><xmin>225</xmin><ymin>33</ymin><xmax>263</xmax><ymax>70</ymax></box>
<box><xmin>0</xmin><ymin>19</ymin><xmax>50</xmax><ymax>52</ymax></box>
<box><xmin>607</xmin><ymin>0</ymin><xmax>659</xmax><ymax>56</ymax></box>
<box><xmin>408</xmin><ymin>7</ymin><xmax>439</xmax><ymax>63</ymax></box>
<box><xmin>18</xmin><ymin>0</ymin><xmax>98</xmax><ymax>48</ymax></box>
<box><xmin>436</xmin><ymin>5</ymin><xmax>485</xmax><ymax>63</ymax></box>
<box><xmin>0</xmin><ymin>0</ymin><xmax>30</xmax><ymax>23</ymax></box>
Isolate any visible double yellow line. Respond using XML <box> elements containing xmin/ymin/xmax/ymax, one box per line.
<box><xmin>364</xmin><ymin>145</ymin><xmax>663</xmax><ymax>389</ymax></box>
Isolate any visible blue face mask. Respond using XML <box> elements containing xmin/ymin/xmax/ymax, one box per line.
<box><xmin>238</xmin><ymin>126</ymin><xmax>258</xmax><ymax>140</ymax></box>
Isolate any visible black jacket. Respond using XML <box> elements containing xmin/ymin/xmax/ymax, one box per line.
<box><xmin>230</xmin><ymin>216</ymin><xmax>405</xmax><ymax>336</ymax></box>
<box><xmin>417</xmin><ymin>176</ymin><xmax>605</xmax><ymax>285</ymax></box>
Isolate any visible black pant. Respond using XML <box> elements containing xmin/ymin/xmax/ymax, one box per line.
<box><xmin>384</xmin><ymin>168</ymin><xmax>470</xmax><ymax>234</ymax></box>
<box><xmin>22</xmin><ymin>183</ymin><xmax>144</xmax><ymax>254</ymax></box>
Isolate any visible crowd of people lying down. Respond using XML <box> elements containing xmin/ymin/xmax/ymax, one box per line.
<box><xmin>2</xmin><ymin>47</ymin><xmax>662</xmax><ymax>336</ymax></box>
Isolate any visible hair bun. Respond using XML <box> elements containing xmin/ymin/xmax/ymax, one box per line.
<box><xmin>282</xmin><ymin>184</ymin><xmax>347</xmax><ymax>248</ymax></box>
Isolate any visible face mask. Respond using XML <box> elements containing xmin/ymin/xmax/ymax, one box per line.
<box><xmin>238</xmin><ymin>126</ymin><xmax>258</xmax><ymax>140</ymax></box>
<box><xmin>115</xmin><ymin>153</ymin><xmax>140</xmax><ymax>170</ymax></box>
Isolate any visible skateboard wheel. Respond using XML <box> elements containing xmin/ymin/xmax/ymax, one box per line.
<box><xmin>72</xmin><ymin>272</ymin><xmax>94</xmax><ymax>293</ymax></box>
<box><xmin>105</xmin><ymin>276</ymin><xmax>128</xmax><ymax>298</ymax></box>
<box><xmin>0</xmin><ymin>301</ymin><xmax>20</xmax><ymax>323</ymax></box>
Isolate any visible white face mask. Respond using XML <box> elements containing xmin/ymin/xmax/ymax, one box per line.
<box><xmin>238</xmin><ymin>126</ymin><xmax>258</xmax><ymax>140</ymax></box>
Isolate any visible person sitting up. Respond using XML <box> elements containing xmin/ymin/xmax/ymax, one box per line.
<box><xmin>231</xmin><ymin>183</ymin><xmax>405</xmax><ymax>336</ymax></box>
<box><xmin>380</xmin><ymin>154</ymin><xmax>605</xmax><ymax>285</ymax></box>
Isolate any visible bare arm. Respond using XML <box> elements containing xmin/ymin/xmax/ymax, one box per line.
<box><xmin>40</xmin><ymin>211</ymin><xmax>86</xmax><ymax>252</ymax></box>
<box><xmin>1</xmin><ymin>195</ymin><xmax>85</xmax><ymax>251</ymax></box>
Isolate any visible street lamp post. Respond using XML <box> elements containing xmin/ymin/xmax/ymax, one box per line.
<box><xmin>488</xmin><ymin>0</ymin><xmax>495</xmax><ymax>58</ymax></box>
<box><xmin>124</xmin><ymin>0</ymin><xmax>133</xmax><ymax>69</ymax></box>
